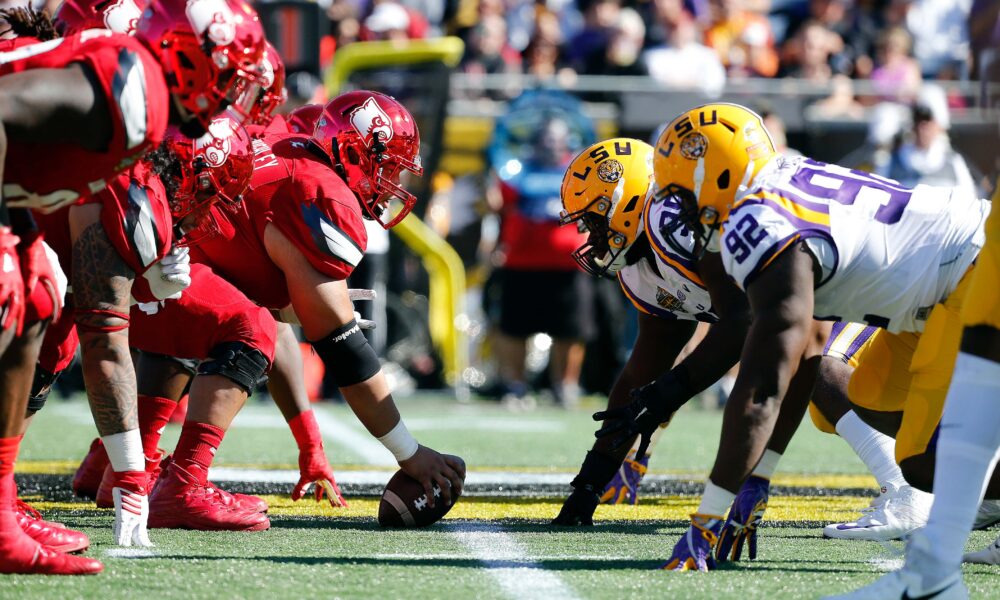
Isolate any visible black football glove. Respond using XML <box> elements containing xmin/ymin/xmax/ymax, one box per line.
<box><xmin>551</xmin><ymin>451</ymin><xmax>620</xmax><ymax>526</ymax></box>
<box><xmin>593</xmin><ymin>367</ymin><xmax>694</xmax><ymax>458</ymax></box>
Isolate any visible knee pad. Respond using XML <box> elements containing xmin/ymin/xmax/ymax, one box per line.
<box><xmin>27</xmin><ymin>367</ymin><xmax>62</xmax><ymax>413</ymax></box>
<box><xmin>197</xmin><ymin>342</ymin><xmax>270</xmax><ymax>395</ymax></box>
<box><xmin>138</xmin><ymin>350</ymin><xmax>201</xmax><ymax>377</ymax></box>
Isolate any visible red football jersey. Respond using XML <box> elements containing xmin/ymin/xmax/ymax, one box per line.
<box><xmin>190</xmin><ymin>133</ymin><xmax>368</xmax><ymax>310</ymax></box>
<box><xmin>130</xmin><ymin>263</ymin><xmax>277</xmax><ymax>362</ymax></box>
<box><xmin>34</xmin><ymin>160</ymin><xmax>174</xmax><ymax>303</ymax></box>
<box><xmin>245</xmin><ymin>114</ymin><xmax>289</xmax><ymax>139</ymax></box>
<box><xmin>0</xmin><ymin>30</ymin><xmax>169</xmax><ymax>208</ymax></box>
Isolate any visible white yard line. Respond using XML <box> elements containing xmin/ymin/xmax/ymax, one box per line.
<box><xmin>447</xmin><ymin>523</ymin><xmax>580</xmax><ymax>600</ymax></box>
<box><xmin>311</xmin><ymin>405</ymin><xmax>397</xmax><ymax>467</ymax></box>
<box><xmin>207</xmin><ymin>468</ymin><xmax>578</xmax><ymax>486</ymax></box>
<box><xmin>376</xmin><ymin>553</ymin><xmax>631</xmax><ymax>561</ymax></box>
<box><xmin>104</xmin><ymin>548</ymin><xmax>156</xmax><ymax>559</ymax></box>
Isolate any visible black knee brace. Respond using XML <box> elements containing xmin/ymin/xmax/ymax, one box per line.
<box><xmin>197</xmin><ymin>342</ymin><xmax>270</xmax><ymax>395</ymax></box>
<box><xmin>27</xmin><ymin>367</ymin><xmax>62</xmax><ymax>413</ymax></box>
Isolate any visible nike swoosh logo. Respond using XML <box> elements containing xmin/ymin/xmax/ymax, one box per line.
<box><xmin>902</xmin><ymin>581</ymin><xmax>956</xmax><ymax>600</ymax></box>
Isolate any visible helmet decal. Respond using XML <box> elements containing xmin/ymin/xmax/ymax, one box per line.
<box><xmin>680</xmin><ymin>132</ymin><xmax>708</xmax><ymax>160</ymax></box>
<box><xmin>195</xmin><ymin>117</ymin><xmax>236</xmax><ymax>167</ymax></box>
<box><xmin>349</xmin><ymin>97</ymin><xmax>393</xmax><ymax>147</ymax></box>
<box><xmin>104</xmin><ymin>0</ymin><xmax>142</xmax><ymax>34</ymax></box>
<box><xmin>185</xmin><ymin>0</ymin><xmax>236</xmax><ymax>45</ymax></box>
<box><xmin>597</xmin><ymin>159</ymin><xmax>623</xmax><ymax>183</ymax></box>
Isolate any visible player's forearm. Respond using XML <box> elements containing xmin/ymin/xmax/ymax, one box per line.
<box><xmin>339</xmin><ymin>371</ymin><xmax>403</xmax><ymax>438</ymax></box>
<box><xmin>674</xmin><ymin>318</ymin><xmax>748</xmax><ymax>394</ymax></box>
<box><xmin>268</xmin><ymin>322</ymin><xmax>312</xmax><ymax>422</ymax></box>
<box><xmin>79</xmin><ymin>330</ymin><xmax>138</xmax><ymax>435</ymax></box>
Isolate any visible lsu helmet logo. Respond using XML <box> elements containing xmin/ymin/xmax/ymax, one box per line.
<box><xmin>196</xmin><ymin>117</ymin><xmax>236</xmax><ymax>167</ymax></box>
<box><xmin>104</xmin><ymin>0</ymin><xmax>142</xmax><ymax>34</ymax></box>
<box><xmin>185</xmin><ymin>0</ymin><xmax>236</xmax><ymax>46</ymax></box>
<box><xmin>350</xmin><ymin>97</ymin><xmax>394</xmax><ymax>147</ymax></box>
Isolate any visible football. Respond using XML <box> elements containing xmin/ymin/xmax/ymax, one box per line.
<box><xmin>378</xmin><ymin>470</ymin><xmax>460</xmax><ymax>528</ymax></box>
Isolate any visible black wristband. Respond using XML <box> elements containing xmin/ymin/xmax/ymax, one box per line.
<box><xmin>311</xmin><ymin>319</ymin><xmax>381</xmax><ymax>387</ymax></box>
<box><xmin>571</xmin><ymin>450</ymin><xmax>622</xmax><ymax>492</ymax></box>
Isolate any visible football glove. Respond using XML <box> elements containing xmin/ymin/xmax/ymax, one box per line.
<box><xmin>662</xmin><ymin>513</ymin><xmax>723</xmax><ymax>572</ymax></box>
<box><xmin>593</xmin><ymin>367</ymin><xmax>693</xmax><ymax>458</ymax></box>
<box><xmin>18</xmin><ymin>232</ymin><xmax>64</xmax><ymax>322</ymax></box>
<box><xmin>600</xmin><ymin>451</ymin><xmax>649</xmax><ymax>505</ymax></box>
<box><xmin>0</xmin><ymin>228</ymin><xmax>24</xmax><ymax>334</ymax></box>
<box><xmin>552</xmin><ymin>451</ymin><xmax>620</xmax><ymax>526</ymax></box>
<box><xmin>716</xmin><ymin>475</ymin><xmax>770</xmax><ymax>562</ymax></box>
<box><xmin>143</xmin><ymin>246</ymin><xmax>191</xmax><ymax>301</ymax></box>
<box><xmin>292</xmin><ymin>445</ymin><xmax>348</xmax><ymax>508</ymax></box>
<box><xmin>109</xmin><ymin>470</ymin><xmax>153</xmax><ymax>547</ymax></box>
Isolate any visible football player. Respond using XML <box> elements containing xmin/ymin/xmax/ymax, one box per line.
<box><xmin>651</xmin><ymin>103</ymin><xmax>990</xmax><ymax>578</ymax></box>
<box><xmin>552</xmin><ymin>138</ymin><xmax>832</xmax><ymax>551</ymax></box>
<box><xmin>0</xmin><ymin>0</ymin><xmax>266</xmax><ymax>573</ymax></box>
<box><xmin>178</xmin><ymin>90</ymin><xmax>466</xmax><ymax>503</ymax></box>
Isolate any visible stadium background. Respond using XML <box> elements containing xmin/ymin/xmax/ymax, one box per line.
<box><xmin>9</xmin><ymin>0</ymin><xmax>1000</xmax><ymax>598</ymax></box>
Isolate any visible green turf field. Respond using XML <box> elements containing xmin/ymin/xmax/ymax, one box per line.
<box><xmin>7</xmin><ymin>394</ymin><xmax>1000</xmax><ymax>599</ymax></box>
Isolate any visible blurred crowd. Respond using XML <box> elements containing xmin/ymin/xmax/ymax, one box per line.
<box><xmin>321</xmin><ymin>0</ymin><xmax>987</xmax><ymax>103</ymax></box>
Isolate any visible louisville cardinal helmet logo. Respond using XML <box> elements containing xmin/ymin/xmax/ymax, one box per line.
<box><xmin>185</xmin><ymin>0</ymin><xmax>236</xmax><ymax>45</ymax></box>
<box><xmin>104</xmin><ymin>0</ymin><xmax>142</xmax><ymax>34</ymax></box>
<box><xmin>195</xmin><ymin>117</ymin><xmax>236</xmax><ymax>167</ymax></box>
<box><xmin>349</xmin><ymin>97</ymin><xmax>394</xmax><ymax>147</ymax></box>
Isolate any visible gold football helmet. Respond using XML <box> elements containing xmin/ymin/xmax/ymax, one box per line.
<box><xmin>652</xmin><ymin>103</ymin><xmax>776</xmax><ymax>259</ymax></box>
<box><xmin>559</xmin><ymin>138</ymin><xmax>653</xmax><ymax>277</ymax></box>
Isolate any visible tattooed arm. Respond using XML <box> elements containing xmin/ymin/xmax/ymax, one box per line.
<box><xmin>69</xmin><ymin>204</ymin><xmax>137</xmax><ymax>435</ymax></box>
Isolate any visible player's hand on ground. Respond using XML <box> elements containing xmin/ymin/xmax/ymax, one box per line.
<box><xmin>662</xmin><ymin>514</ymin><xmax>723</xmax><ymax>572</ymax></box>
<box><xmin>716</xmin><ymin>475</ymin><xmax>770</xmax><ymax>562</ymax></box>
<box><xmin>399</xmin><ymin>446</ymin><xmax>465</xmax><ymax>508</ymax></box>
<box><xmin>552</xmin><ymin>486</ymin><xmax>600</xmax><ymax>526</ymax></box>
<box><xmin>110</xmin><ymin>471</ymin><xmax>153</xmax><ymax>547</ymax></box>
<box><xmin>292</xmin><ymin>445</ymin><xmax>348</xmax><ymax>507</ymax></box>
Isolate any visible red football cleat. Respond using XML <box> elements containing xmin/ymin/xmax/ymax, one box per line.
<box><xmin>16</xmin><ymin>500</ymin><xmax>89</xmax><ymax>554</ymax></box>
<box><xmin>95</xmin><ymin>464</ymin><xmax>114</xmax><ymax>509</ymax></box>
<box><xmin>149</xmin><ymin>455</ymin><xmax>266</xmax><ymax>513</ymax></box>
<box><xmin>0</xmin><ymin>517</ymin><xmax>101</xmax><ymax>574</ymax></box>
<box><xmin>148</xmin><ymin>463</ymin><xmax>270</xmax><ymax>531</ymax></box>
<box><xmin>72</xmin><ymin>438</ymin><xmax>109</xmax><ymax>500</ymax></box>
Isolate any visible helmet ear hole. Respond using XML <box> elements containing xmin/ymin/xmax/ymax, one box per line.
<box><xmin>717</xmin><ymin>169</ymin><xmax>731</xmax><ymax>190</ymax></box>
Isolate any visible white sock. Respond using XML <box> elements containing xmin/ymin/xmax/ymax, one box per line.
<box><xmin>921</xmin><ymin>352</ymin><xmax>1000</xmax><ymax>570</ymax></box>
<box><xmin>102</xmin><ymin>430</ymin><xmax>145</xmax><ymax>472</ymax></box>
<box><xmin>697</xmin><ymin>480</ymin><xmax>736</xmax><ymax>517</ymax></box>
<box><xmin>835</xmin><ymin>410</ymin><xmax>907</xmax><ymax>492</ymax></box>
<box><xmin>752</xmin><ymin>449</ymin><xmax>781</xmax><ymax>479</ymax></box>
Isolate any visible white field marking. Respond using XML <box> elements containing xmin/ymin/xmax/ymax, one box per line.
<box><xmin>446</xmin><ymin>522</ymin><xmax>580</xmax><ymax>600</ymax></box>
<box><xmin>105</xmin><ymin>548</ymin><xmax>156</xmax><ymax>559</ymax></box>
<box><xmin>403</xmin><ymin>418</ymin><xmax>564</xmax><ymax>433</ymax></box>
<box><xmin>868</xmin><ymin>557</ymin><xmax>905</xmax><ymax>572</ymax></box>
<box><xmin>375</xmin><ymin>553</ymin><xmax>632</xmax><ymax>561</ymax></box>
<box><xmin>309</xmin><ymin>406</ymin><xmax>397</xmax><ymax>467</ymax></box>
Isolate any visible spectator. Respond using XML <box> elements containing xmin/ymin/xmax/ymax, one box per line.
<box><xmin>643</xmin><ymin>13</ymin><xmax>726</xmax><ymax>96</ymax></box>
<box><xmin>783</xmin><ymin>0</ymin><xmax>878</xmax><ymax>77</ymax></box>
<box><xmin>360</xmin><ymin>1</ymin><xmax>428</xmax><ymax>42</ymax></box>
<box><xmin>566</xmin><ymin>0</ymin><xmax>622</xmax><ymax>74</ymax></box>
<box><xmin>523</xmin><ymin>12</ymin><xmax>573</xmax><ymax>79</ymax></box>
<box><xmin>870</xmin><ymin>26</ymin><xmax>923</xmax><ymax>103</ymax></box>
<box><xmin>781</xmin><ymin>20</ymin><xmax>839</xmax><ymax>82</ymax></box>
<box><xmin>705</xmin><ymin>0</ymin><xmax>780</xmax><ymax>78</ymax></box>
<box><xmin>643</xmin><ymin>0</ymin><xmax>689</xmax><ymax>47</ymax></box>
<box><xmin>881</xmin><ymin>84</ymin><xmax>976</xmax><ymax>195</ymax></box>
<box><xmin>461</xmin><ymin>14</ymin><xmax>522</xmax><ymax>78</ymax></box>
<box><xmin>905</xmin><ymin>0</ymin><xmax>972</xmax><ymax>79</ymax></box>
<box><xmin>587</xmin><ymin>7</ymin><xmax>647</xmax><ymax>76</ymax></box>
<box><xmin>809</xmin><ymin>73</ymin><xmax>864</xmax><ymax>118</ymax></box>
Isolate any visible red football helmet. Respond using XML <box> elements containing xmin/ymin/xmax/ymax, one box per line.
<box><xmin>54</xmin><ymin>0</ymin><xmax>145</xmax><ymax>35</ymax></box>
<box><xmin>136</xmin><ymin>0</ymin><xmax>267</xmax><ymax>132</ymax></box>
<box><xmin>235</xmin><ymin>40</ymin><xmax>286</xmax><ymax>125</ymax></box>
<box><xmin>286</xmin><ymin>103</ymin><xmax>323</xmax><ymax>134</ymax></box>
<box><xmin>162</xmin><ymin>111</ymin><xmax>253</xmax><ymax>221</ymax></box>
<box><xmin>312</xmin><ymin>91</ymin><xmax>423</xmax><ymax>229</ymax></box>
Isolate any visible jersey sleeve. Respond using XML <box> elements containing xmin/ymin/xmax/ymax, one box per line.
<box><xmin>617</xmin><ymin>262</ymin><xmax>696</xmax><ymax>321</ymax></box>
<box><xmin>719</xmin><ymin>194</ymin><xmax>834</xmax><ymax>290</ymax></box>
<box><xmin>269</xmin><ymin>172</ymin><xmax>368</xmax><ymax>282</ymax></box>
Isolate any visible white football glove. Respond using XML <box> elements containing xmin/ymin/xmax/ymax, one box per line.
<box><xmin>143</xmin><ymin>246</ymin><xmax>192</xmax><ymax>301</ymax></box>
<box><xmin>112</xmin><ymin>486</ymin><xmax>153</xmax><ymax>547</ymax></box>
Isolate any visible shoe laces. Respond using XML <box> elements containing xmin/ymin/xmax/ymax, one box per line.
<box><xmin>15</xmin><ymin>499</ymin><xmax>42</xmax><ymax>521</ymax></box>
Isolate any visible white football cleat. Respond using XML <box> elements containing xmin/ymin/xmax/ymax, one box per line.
<box><xmin>823</xmin><ymin>484</ymin><xmax>931</xmax><ymax>541</ymax></box>
<box><xmin>973</xmin><ymin>499</ymin><xmax>1000</xmax><ymax>530</ymax></box>
<box><xmin>823</xmin><ymin>531</ymin><xmax>968</xmax><ymax>600</ymax></box>
<box><xmin>963</xmin><ymin>532</ymin><xmax>1000</xmax><ymax>565</ymax></box>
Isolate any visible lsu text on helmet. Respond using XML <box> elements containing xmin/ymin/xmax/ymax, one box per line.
<box><xmin>559</xmin><ymin>138</ymin><xmax>654</xmax><ymax>277</ymax></box>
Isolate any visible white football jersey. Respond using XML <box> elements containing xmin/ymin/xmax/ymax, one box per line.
<box><xmin>719</xmin><ymin>155</ymin><xmax>989</xmax><ymax>334</ymax></box>
<box><xmin>616</xmin><ymin>195</ymin><xmax>718</xmax><ymax>323</ymax></box>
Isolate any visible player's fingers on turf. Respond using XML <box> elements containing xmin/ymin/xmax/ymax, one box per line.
<box><xmin>732</xmin><ymin>532</ymin><xmax>744</xmax><ymax>561</ymax></box>
<box><xmin>748</xmin><ymin>531</ymin><xmax>757</xmax><ymax>560</ymax></box>
<box><xmin>292</xmin><ymin>479</ymin><xmax>308</xmax><ymax>501</ymax></box>
<box><xmin>432</xmin><ymin>472</ymin><xmax>453</xmax><ymax>506</ymax></box>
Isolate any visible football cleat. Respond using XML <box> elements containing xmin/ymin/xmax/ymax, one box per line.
<box><xmin>823</xmin><ymin>531</ymin><xmax>968</xmax><ymax>599</ymax></box>
<box><xmin>95</xmin><ymin>464</ymin><xmax>115</xmax><ymax>509</ymax></box>
<box><xmin>148</xmin><ymin>462</ymin><xmax>269</xmax><ymax>531</ymax></box>
<box><xmin>973</xmin><ymin>499</ymin><xmax>1000</xmax><ymax>530</ymax></box>
<box><xmin>716</xmin><ymin>475</ymin><xmax>769</xmax><ymax>562</ymax></box>
<box><xmin>151</xmin><ymin>455</ymin><xmax>267</xmax><ymax>513</ymax></box>
<box><xmin>0</xmin><ymin>533</ymin><xmax>103</xmax><ymax>575</ymax></box>
<box><xmin>600</xmin><ymin>451</ymin><xmax>648</xmax><ymax>505</ymax></box>
<box><xmin>16</xmin><ymin>500</ymin><xmax>89</xmax><ymax>554</ymax></box>
<box><xmin>72</xmin><ymin>437</ymin><xmax>109</xmax><ymax>500</ymax></box>
<box><xmin>963</xmin><ymin>532</ymin><xmax>1000</xmax><ymax>565</ymax></box>
<box><xmin>823</xmin><ymin>484</ymin><xmax>930</xmax><ymax>541</ymax></box>
<box><xmin>662</xmin><ymin>513</ymin><xmax>723</xmax><ymax>572</ymax></box>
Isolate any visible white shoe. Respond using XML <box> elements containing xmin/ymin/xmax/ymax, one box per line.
<box><xmin>823</xmin><ymin>485</ymin><xmax>931</xmax><ymax>541</ymax></box>
<box><xmin>973</xmin><ymin>499</ymin><xmax>1000</xmax><ymax>530</ymax></box>
<box><xmin>963</xmin><ymin>532</ymin><xmax>1000</xmax><ymax>565</ymax></box>
<box><xmin>823</xmin><ymin>532</ymin><xmax>968</xmax><ymax>599</ymax></box>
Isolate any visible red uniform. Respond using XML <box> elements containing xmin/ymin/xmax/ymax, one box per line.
<box><xmin>129</xmin><ymin>264</ymin><xmax>277</xmax><ymax>363</ymax></box>
<box><xmin>0</xmin><ymin>30</ymin><xmax>169</xmax><ymax>208</ymax></box>
<box><xmin>246</xmin><ymin>114</ymin><xmax>290</xmax><ymax>139</ymax></box>
<box><xmin>190</xmin><ymin>133</ymin><xmax>368</xmax><ymax>310</ymax></box>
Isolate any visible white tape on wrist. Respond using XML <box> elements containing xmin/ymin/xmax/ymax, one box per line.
<box><xmin>378</xmin><ymin>420</ymin><xmax>419</xmax><ymax>462</ymax></box>
<box><xmin>102</xmin><ymin>429</ymin><xmax>145</xmax><ymax>472</ymax></box>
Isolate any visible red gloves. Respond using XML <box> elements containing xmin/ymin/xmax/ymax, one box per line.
<box><xmin>0</xmin><ymin>227</ymin><xmax>24</xmax><ymax>335</ymax></box>
<box><xmin>289</xmin><ymin>410</ymin><xmax>347</xmax><ymax>507</ymax></box>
